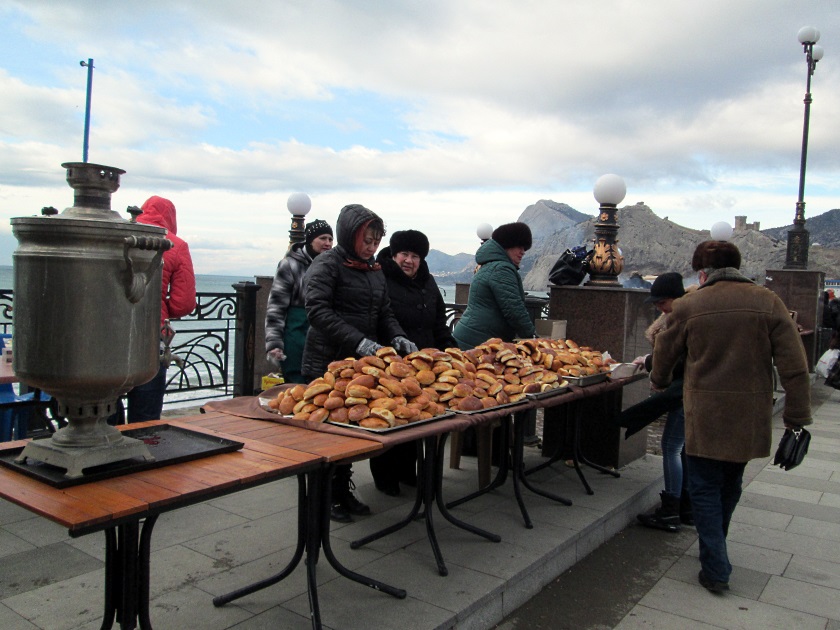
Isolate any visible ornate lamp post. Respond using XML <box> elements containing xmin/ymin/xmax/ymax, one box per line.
<box><xmin>476</xmin><ymin>222</ymin><xmax>493</xmax><ymax>243</ymax></box>
<box><xmin>586</xmin><ymin>174</ymin><xmax>627</xmax><ymax>286</ymax></box>
<box><xmin>784</xmin><ymin>26</ymin><xmax>824</xmax><ymax>270</ymax></box>
<box><xmin>286</xmin><ymin>192</ymin><xmax>312</xmax><ymax>249</ymax></box>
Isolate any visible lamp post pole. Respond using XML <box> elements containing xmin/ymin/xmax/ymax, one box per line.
<box><xmin>80</xmin><ymin>59</ymin><xmax>94</xmax><ymax>163</ymax></box>
<box><xmin>784</xmin><ymin>27</ymin><xmax>824</xmax><ymax>270</ymax></box>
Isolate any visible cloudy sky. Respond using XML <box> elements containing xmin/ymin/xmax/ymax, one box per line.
<box><xmin>1</xmin><ymin>0</ymin><xmax>839</xmax><ymax>275</ymax></box>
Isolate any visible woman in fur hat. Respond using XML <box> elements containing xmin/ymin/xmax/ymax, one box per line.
<box><xmin>453</xmin><ymin>222</ymin><xmax>537</xmax><ymax>349</ymax></box>
<box><xmin>370</xmin><ymin>229</ymin><xmax>456</xmax><ymax>495</ymax></box>
<box><xmin>265</xmin><ymin>219</ymin><xmax>333</xmax><ymax>384</ymax></box>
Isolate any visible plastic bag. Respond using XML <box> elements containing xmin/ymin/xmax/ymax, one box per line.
<box><xmin>815</xmin><ymin>348</ymin><xmax>839</xmax><ymax>378</ymax></box>
<box><xmin>549</xmin><ymin>246</ymin><xmax>593</xmax><ymax>286</ymax></box>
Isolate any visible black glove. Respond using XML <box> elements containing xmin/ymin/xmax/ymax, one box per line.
<box><xmin>392</xmin><ymin>336</ymin><xmax>418</xmax><ymax>355</ymax></box>
<box><xmin>356</xmin><ymin>338</ymin><xmax>383</xmax><ymax>357</ymax></box>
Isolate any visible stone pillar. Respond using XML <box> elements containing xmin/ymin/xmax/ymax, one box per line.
<box><xmin>764</xmin><ymin>269</ymin><xmax>824</xmax><ymax>370</ymax></box>
<box><xmin>545</xmin><ymin>284</ymin><xmax>656</xmax><ymax>467</ymax></box>
<box><xmin>455</xmin><ymin>282</ymin><xmax>470</xmax><ymax>305</ymax></box>
<box><xmin>254</xmin><ymin>275</ymin><xmax>273</xmax><ymax>387</ymax></box>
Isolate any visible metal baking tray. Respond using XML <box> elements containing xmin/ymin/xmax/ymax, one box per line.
<box><xmin>258</xmin><ymin>398</ymin><xmax>455</xmax><ymax>432</ymax></box>
<box><xmin>326</xmin><ymin>411</ymin><xmax>455</xmax><ymax>433</ymax></box>
<box><xmin>563</xmin><ymin>372</ymin><xmax>609</xmax><ymax>387</ymax></box>
<box><xmin>524</xmin><ymin>384</ymin><xmax>572</xmax><ymax>400</ymax></box>
<box><xmin>450</xmin><ymin>399</ymin><xmax>529</xmax><ymax>414</ymax></box>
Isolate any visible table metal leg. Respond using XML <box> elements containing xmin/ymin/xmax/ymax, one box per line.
<box><xmin>445</xmin><ymin>415</ymin><xmax>512</xmax><ymax>509</ymax></box>
<box><xmin>319</xmin><ymin>464</ymin><xmax>407</xmax><ymax>597</ymax></box>
<box><xmin>213</xmin><ymin>474</ymin><xmax>308</xmax><ymax>607</ymax></box>
<box><xmin>524</xmin><ymin>401</ymin><xmax>620</xmax><ymax>495</ymax></box>
<box><xmin>352</xmin><ymin>434</ymin><xmax>500</xmax><ymax>576</ymax></box>
<box><xmin>100</xmin><ymin>515</ymin><xmax>158</xmax><ymax>630</ymax></box>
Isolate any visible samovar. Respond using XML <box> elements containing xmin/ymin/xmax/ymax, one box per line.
<box><xmin>11</xmin><ymin>162</ymin><xmax>171</xmax><ymax>477</ymax></box>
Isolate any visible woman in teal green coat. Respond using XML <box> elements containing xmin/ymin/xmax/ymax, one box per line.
<box><xmin>453</xmin><ymin>222</ymin><xmax>537</xmax><ymax>349</ymax></box>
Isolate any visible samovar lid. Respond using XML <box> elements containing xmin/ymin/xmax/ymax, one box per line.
<box><xmin>60</xmin><ymin>162</ymin><xmax>126</xmax><ymax>220</ymax></box>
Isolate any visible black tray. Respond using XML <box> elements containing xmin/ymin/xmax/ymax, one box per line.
<box><xmin>0</xmin><ymin>425</ymin><xmax>244</xmax><ymax>488</ymax></box>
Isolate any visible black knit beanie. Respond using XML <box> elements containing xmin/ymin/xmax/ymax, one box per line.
<box><xmin>305</xmin><ymin>219</ymin><xmax>333</xmax><ymax>245</ymax></box>
<box><xmin>492</xmin><ymin>222</ymin><xmax>532</xmax><ymax>251</ymax></box>
<box><xmin>389</xmin><ymin>230</ymin><xmax>430</xmax><ymax>259</ymax></box>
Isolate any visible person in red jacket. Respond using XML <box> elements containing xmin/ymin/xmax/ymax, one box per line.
<box><xmin>128</xmin><ymin>195</ymin><xmax>196</xmax><ymax>422</ymax></box>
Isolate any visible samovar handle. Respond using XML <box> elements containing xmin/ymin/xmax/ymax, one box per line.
<box><xmin>122</xmin><ymin>236</ymin><xmax>173</xmax><ymax>303</ymax></box>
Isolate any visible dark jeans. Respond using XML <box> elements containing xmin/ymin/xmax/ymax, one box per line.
<box><xmin>126</xmin><ymin>364</ymin><xmax>168</xmax><ymax>423</ymax></box>
<box><xmin>686</xmin><ymin>455</ymin><xmax>747</xmax><ymax>584</ymax></box>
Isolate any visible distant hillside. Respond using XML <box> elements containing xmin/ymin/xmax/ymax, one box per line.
<box><xmin>761</xmin><ymin>208</ymin><xmax>840</xmax><ymax>247</ymax></box>
<box><xmin>427</xmin><ymin>200</ymin><xmax>840</xmax><ymax>290</ymax></box>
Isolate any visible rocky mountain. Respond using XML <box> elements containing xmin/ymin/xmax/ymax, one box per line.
<box><xmin>761</xmin><ymin>208</ymin><xmax>840</xmax><ymax>248</ymax></box>
<box><xmin>429</xmin><ymin>201</ymin><xmax>840</xmax><ymax>290</ymax></box>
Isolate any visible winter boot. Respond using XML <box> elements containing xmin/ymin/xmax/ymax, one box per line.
<box><xmin>637</xmin><ymin>492</ymin><xmax>681</xmax><ymax>532</ymax></box>
<box><xmin>679</xmin><ymin>491</ymin><xmax>694</xmax><ymax>526</ymax></box>
<box><xmin>332</xmin><ymin>465</ymin><xmax>370</xmax><ymax>519</ymax></box>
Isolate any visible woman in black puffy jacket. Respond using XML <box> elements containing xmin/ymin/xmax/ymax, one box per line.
<box><xmin>302</xmin><ymin>203</ymin><xmax>414</xmax><ymax>522</ymax></box>
<box><xmin>369</xmin><ymin>230</ymin><xmax>456</xmax><ymax>496</ymax></box>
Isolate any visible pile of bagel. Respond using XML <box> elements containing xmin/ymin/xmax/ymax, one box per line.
<box><xmin>267</xmin><ymin>336</ymin><xmax>614</xmax><ymax>429</ymax></box>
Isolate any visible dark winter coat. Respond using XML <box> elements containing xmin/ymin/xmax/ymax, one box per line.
<box><xmin>300</xmin><ymin>205</ymin><xmax>405</xmax><ymax>379</ymax></box>
<box><xmin>651</xmin><ymin>267</ymin><xmax>812</xmax><ymax>463</ymax></box>
<box><xmin>137</xmin><ymin>196</ymin><xmax>196</xmax><ymax>324</ymax></box>
<box><xmin>452</xmin><ymin>238</ymin><xmax>536</xmax><ymax>349</ymax></box>
<box><xmin>376</xmin><ymin>247</ymin><xmax>456</xmax><ymax>351</ymax></box>
<box><xmin>265</xmin><ymin>243</ymin><xmax>313</xmax><ymax>354</ymax></box>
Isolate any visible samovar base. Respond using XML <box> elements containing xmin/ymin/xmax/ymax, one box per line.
<box><xmin>15</xmin><ymin>435</ymin><xmax>154</xmax><ymax>479</ymax></box>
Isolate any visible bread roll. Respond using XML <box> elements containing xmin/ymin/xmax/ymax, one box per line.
<box><xmin>330</xmin><ymin>407</ymin><xmax>350</xmax><ymax>423</ymax></box>
<box><xmin>376</xmin><ymin>346</ymin><xmax>398</xmax><ymax>358</ymax></box>
<box><xmin>402</xmin><ymin>377</ymin><xmax>423</xmax><ymax>397</ymax></box>
<box><xmin>309</xmin><ymin>407</ymin><xmax>330</xmax><ymax>423</ymax></box>
<box><xmin>293</xmin><ymin>411</ymin><xmax>311</xmax><ymax>421</ymax></box>
<box><xmin>348</xmin><ymin>404</ymin><xmax>370</xmax><ymax>422</ymax></box>
<box><xmin>346</xmin><ymin>384</ymin><xmax>372</xmax><ymax>398</ymax></box>
<box><xmin>452</xmin><ymin>383</ymin><xmax>474</xmax><ymax>398</ymax></box>
<box><xmin>359</xmin><ymin>355</ymin><xmax>386</xmax><ymax>369</ymax></box>
<box><xmin>481</xmin><ymin>396</ymin><xmax>497</xmax><ymax>409</ymax></box>
<box><xmin>416</xmin><ymin>369</ymin><xmax>436</xmax><ymax>385</ymax></box>
<box><xmin>344</xmin><ymin>396</ymin><xmax>369</xmax><ymax>406</ymax></box>
<box><xmin>370</xmin><ymin>408</ymin><xmax>396</xmax><ymax>426</ymax></box>
<box><xmin>378</xmin><ymin>377</ymin><xmax>406</xmax><ymax>396</ymax></box>
<box><xmin>348</xmin><ymin>374</ymin><xmax>376</xmax><ymax>390</ymax></box>
<box><xmin>289</xmin><ymin>384</ymin><xmax>307</xmax><ymax>401</ymax></box>
<box><xmin>387</xmin><ymin>361</ymin><xmax>415</xmax><ymax>378</ymax></box>
<box><xmin>323</xmin><ymin>395</ymin><xmax>345</xmax><ymax>410</ymax></box>
<box><xmin>370</xmin><ymin>397</ymin><xmax>398</xmax><ymax>410</ymax></box>
<box><xmin>457</xmin><ymin>395</ymin><xmax>483</xmax><ymax>411</ymax></box>
<box><xmin>359</xmin><ymin>416</ymin><xmax>390</xmax><ymax>429</ymax></box>
<box><xmin>278</xmin><ymin>397</ymin><xmax>296</xmax><ymax>416</ymax></box>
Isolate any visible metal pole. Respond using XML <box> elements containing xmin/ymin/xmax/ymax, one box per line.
<box><xmin>785</xmin><ymin>43</ymin><xmax>818</xmax><ymax>270</ymax></box>
<box><xmin>80</xmin><ymin>58</ymin><xmax>94</xmax><ymax>163</ymax></box>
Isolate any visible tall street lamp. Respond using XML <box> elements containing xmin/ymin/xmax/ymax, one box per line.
<box><xmin>287</xmin><ymin>192</ymin><xmax>312</xmax><ymax>249</ymax></box>
<box><xmin>79</xmin><ymin>58</ymin><xmax>94</xmax><ymax>163</ymax></box>
<box><xmin>784</xmin><ymin>26</ymin><xmax>824</xmax><ymax>270</ymax></box>
<box><xmin>586</xmin><ymin>174</ymin><xmax>627</xmax><ymax>286</ymax></box>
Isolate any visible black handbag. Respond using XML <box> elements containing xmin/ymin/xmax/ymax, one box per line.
<box><xmin>773</xmin><ymin>427</ymin><xmax>811</xmax><ymax>471</ymax></box>
<box><xmin>549</xmin><ymin>246</ymin><xmax>593</xmax><ymax>286</ymax></box>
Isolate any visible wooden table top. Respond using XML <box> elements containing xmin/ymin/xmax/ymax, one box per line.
<box><xmin>0</xmin><ymin>414</ymin><xmax>381</xmax><ymax>536</ymax></box>
<box><xmin>0</xmin><ymin>360</ymin><xmax>18</xmax><ymax>385</ymax></box>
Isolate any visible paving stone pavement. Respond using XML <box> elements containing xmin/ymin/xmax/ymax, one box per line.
<box><xmin>1</xmin><ymin>384</ymin><xmax>838</xmax><ymax>630</ymax></box>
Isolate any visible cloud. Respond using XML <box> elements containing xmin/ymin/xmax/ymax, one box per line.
<box><xmin>1</xmin><ymin>0</ymin><xmax>838</xmax><ymax>270</ymax></box>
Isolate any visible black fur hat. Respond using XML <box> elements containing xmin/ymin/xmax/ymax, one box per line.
<box><xmin>492</xmin><ymin>222</ymin><xmax>532</xmax><ymax>251</ymax></box>
<box><xmin>390</xmin><ymin>229</ymin><xmax>430</xmax><ymax>259</ymax></box>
